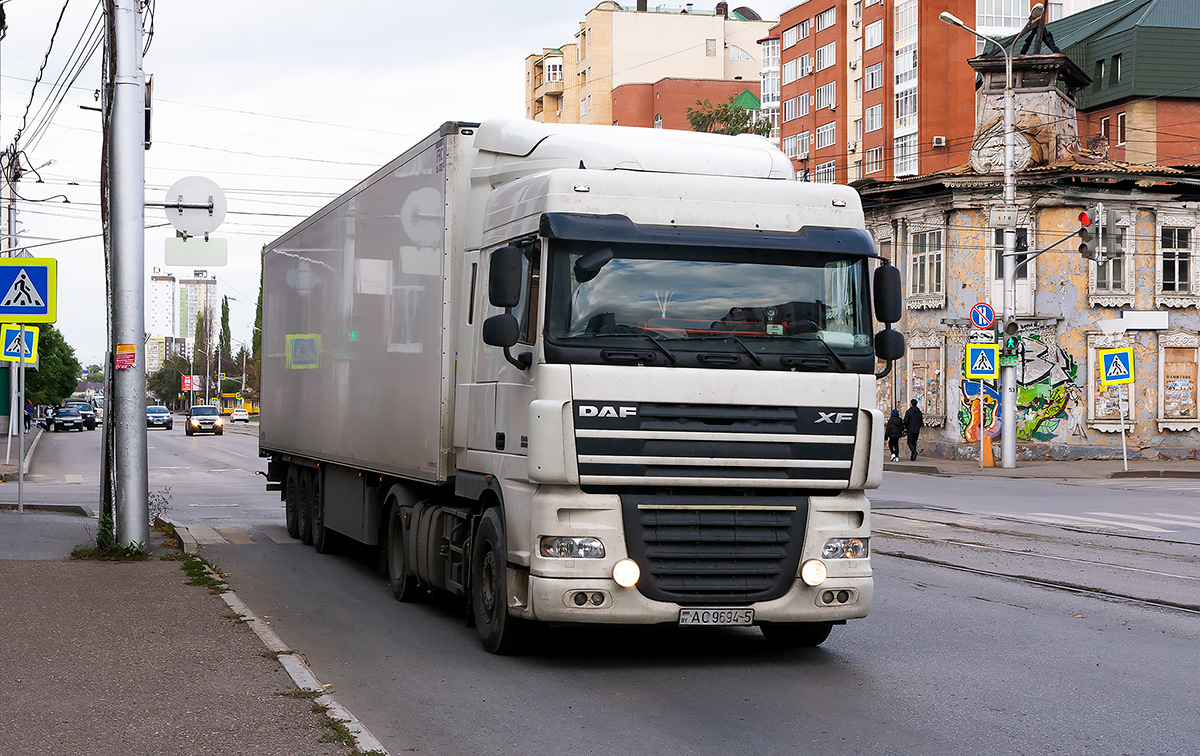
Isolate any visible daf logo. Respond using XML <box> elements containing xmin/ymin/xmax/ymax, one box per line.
<box><xmin>578</xmin><ymin>404</ymin><xmax>638</xmax><ymax>419</ymax></box>
<box><xmin>816</xmin><ymin>411</ymin><xmax>854</xmax><ymax>424</ymax></box>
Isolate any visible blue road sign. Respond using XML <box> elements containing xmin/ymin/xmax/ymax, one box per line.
<box><xmin>965</xmin><ymin>343</ymin><xmax>1000</xmax><ymax>379</ymax></box>
<box><xmin>0</xmin><ymin>324</ymin><xmax>38</xmax><ymax>363</ymax></box>
<box><xmin>970</xmin><ymin>302</ymin><xmax>995</xmax><ymax>330</ymax></box>
<box><xmin>1098</xmin><ymin>347</ymin><xmax>1135</xmax><ymax>387</ymax></box>
<box><xmin>0</xmin><ymin>258</ymin><xmax>57</xmax><ymax>323</ymax></box>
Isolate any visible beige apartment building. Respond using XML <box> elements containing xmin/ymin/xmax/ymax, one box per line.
<box><xmin>525</xmin><ymin>1</ymin><xmax>774</xmax><ymax>128</ymax></box>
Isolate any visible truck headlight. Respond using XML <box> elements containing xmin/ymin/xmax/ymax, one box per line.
<box><xmin>821</xmin><ymin>538</ymin><xmax>869</xmax><ymax>560</ymax></box>
<box><xmin>539</xmin><ymin>536</ymin><xmax>605</xmax><ymax>559</ymax></box>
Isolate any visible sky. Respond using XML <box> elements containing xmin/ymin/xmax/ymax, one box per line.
<box><xmin>0</xmin><ymin>0</ymin><xmax>790</xmax><ymax>368</ymax></box>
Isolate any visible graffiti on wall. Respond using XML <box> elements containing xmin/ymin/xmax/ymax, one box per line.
<box><xmin>958</xmin><ymin>334</ymin><xmax>1086</xmax><ymax>442</ymax></box>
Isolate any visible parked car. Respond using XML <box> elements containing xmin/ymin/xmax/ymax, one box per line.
<box><xmin>51</xmin><ymin>406</ymin><xmax>85</xmax><ymax>432</ymax></box>
<box><xmin>186</xmin><ymin>405</ymin><xmax>223</xmax><ymax>436</ymax></box>
<box><xmin>229</xmin><ymin>408</ymin><xmax>250</xmax><ymax>423</ymax></box>
<box><xmin>63</xmin><ymin>400</ymin><xmax>96</xmax><ymax>430</ymax></box>
<box><xmin>146</xmin><ymin>405</ymin><xmax>173</xmax><ymax>430</ymax></box>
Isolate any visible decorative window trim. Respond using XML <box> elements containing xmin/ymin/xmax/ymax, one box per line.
<box><xmin>1086</xmin><ymin>331</ymin><xmax>1135</xmax><ymax>433</ymax></box>
<box><xmin>1088</xmin><ymin>209</ymin><xmax>1133</xmax><ymax>308</ymax></box>
<box><xmin>1156</xmin><ymin>214</ymin><xmax>1199</xmax><ymax>308</ymax></box>
<box><xmin>907</xmin><ymin>330</ymin><xmax>946</xmax><ymax>427</ymax></box>
<box><xmin>1157</xmin><ymin>328</ymin><xmax>1200</xmax><ymax>431</ymax></box>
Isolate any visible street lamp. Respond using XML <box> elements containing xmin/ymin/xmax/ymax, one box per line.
<box><xmin>940</xmin><ymin>9</ymin><xmax>1020</xmax><ymax>469</ymax></box>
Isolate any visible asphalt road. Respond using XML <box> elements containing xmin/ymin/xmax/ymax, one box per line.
<box><xmin>13</xmin><ymin>421</ymin><xmax>1200</xmax><ymax>755</ymax></box>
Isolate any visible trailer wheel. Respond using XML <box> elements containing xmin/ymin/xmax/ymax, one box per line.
<box><xmin>283</xmin><ymin>465</ymin><xmax>300</xmax><ymax>539</ymax></box>
<box><xmin>386</xmin><ymin>502</ymin><xmax>421</xmax><ymax>602</ymax></box>
<box><xmin>470</xmin><ymin>508</ymin><xmax>531</xmax><ymax>654</ymax></box>
<box><xmin>759</xmin><ymin>622</ymin><xmax>833</xmax><ymax>648</ymax></box>
<box><xmin>297</xmin><ymin>468</ymin><xmax>314</xmax><ymax>545</ymax></box>
<box><xmin>310</xmin><ymin>469</ymin><xmax>335</xmax><ymax>554</ymax></box>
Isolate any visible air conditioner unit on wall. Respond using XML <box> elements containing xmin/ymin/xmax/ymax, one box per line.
<box><xmin>852</xmin><ymin>18</ymin><xmax>860</xmax><ymax>28</ymax></box>
<box><xmin>931</xmin><ymin>136</ymin><xmax>948</xmax><ymax>148</ymax></box>
<box><xmin>797</xmin><ymin>151</ymin><xmax>809</xmax><ymax>160</ymax></box>
<box><xmin>849</xmin><ymin>60</ymin><xmax>857</xmax><ymax>69</ymax></box>
<box><xmin>848</xmin><ymin>141</ymin><xmax>858</xmax><ymax>152</ymax></box>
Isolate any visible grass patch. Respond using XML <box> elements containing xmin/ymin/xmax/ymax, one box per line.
<box><xmin>181</xmin><ymin>553</ymin><xmax>228</xmax><ymax>594</ymax></box>
<box><xmin>71</xmin><ymin>514</ymin><xmax>149</xmax><ymax>561</ymax></box>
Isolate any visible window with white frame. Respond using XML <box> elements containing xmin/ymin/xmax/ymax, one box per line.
<box><xmin>729</xmin><ymin>45</ymin><xmax>752</xmax><ymax>61</ymax></box>
<box><xmin>993</xmin><ymin>228</ymin><xmax>1030</xmax><ymax>281</ymax></box>
<box><xmin>761</xmin><ymin>70</ymin><xmax>780</xmax><ymax>105</ymax></box>
<box><xmin>855</xmin><ymin>78</ymin><xmax>863</xmax><ymax>101</ymax></box>
<box><xmin>909</xmin><ymin>345</ymin><xmax>944</xmax><ymax>419</ymax></box>
<box><xmin>895</xmin><ymin>89</ymin><xmax>918</xmax><ymax>129</ymax></box>
<box><xmin>799</xmin><ymin>19</ymin><xmax>810</xmax><ymax>39</ymax></box>
<box><xmin>977</xmin><ymin>0</ymin><xmax>1026</xmax><ymax>28</ymax></box>
<box><xmin>909</xmin><ymin>229</ymin><xmax>943</xmax><ymax>297</ymax></box>
<box><xmin>782</xmin><ymin>60</ymin><xmax>798</xmax><ymax>85</ymax></box>
<box><xmin>1159</xmin><ymin>333</ymin><xmax>1200</xmax><ymax>430</ymax></box>
<box><xmin>895</xmin><ymin>0</ymin><xmax>917</xmax><ymax>41</ymax></box>
<box><xmin>782</xmin><ymin>26</ymin><xmax>798</xmax><ymax>48</ymax></box>
<box><xmin>894</xmin><ymin>43</ymin><xmax>917</xmax><ymax>87</ymax></box>
<box><xmin>782</xmin><ymin>95</ymin><xmax>800</xmax><ymax>121</ymax></box>
<box><xmin>816</xmin><ymin>121</ymin><xmax>836</xmax><ymax>149</ymax></box>
<box><xmin>545</xmin><ymin>59</ymin><xmax>563</xmax><ymax>82</ymax></box>
<box><xmin>816</xmin><ymin>42</ymin><xmax>837</xmax><ymax>71</ymax></box>
<box><xmin>1095</xmin><ymin>225</ymin><xmax>1126</xmax><ymax>292</ymax></box>
<box><xmin>798</xmin><ymin>54</ymin><xmax>813</xmax><ymax>77</ymax></box>
<box><xmin>854</xmin><ymin>118</ymin><xmax>863</xmax><ymax>142</ymax></box>
<box><xmin>851</xmin><ymin>160</ymin><xmax>863</xmax><ymax>181</ymax></box>
<box><xmin>865</xmin><ymin>103</ymin><xmax>882</xmax><ymax>132</ymax></box>
<box><xmin>866</xmin><ymin>146</ymin><xmax>883</xmax><ymax>174</ymax></box>
<box><xmin>894</xmin><ymin>133</ymin><xmax>918</xmax><ymax>176</ymax></box>
<box><xmin>865</xmin><ymin>62</ymin><xmax>883</xmax><ymax>91</ymax></box>
<box><xmin>865</xmin><ymin>20</ymin><xmax>882</xmax><ymax>49</ymax></box>
<box><xmin>654</xmin><ymin>113</ymin><xmax>662</xmax><ymax>129</ymax></box>
<box><xmin>1117</xmin><ymin>112</ymin><xmax>1126</xmax><ymax>145</ymax></box>
<box><xmin>815</xmin><ymin>7</ymin><xmax>836</xmax><ymax>31</ymax></box>
<box><xmin>798</xmin><ymin>130</ymin><xmax>810</xmax><ymax>156</ymax></box>
<box><xmin>580</xmin><ymin>95</ymin><xmax>590</xmax><ymax>115</ymax></box>
<box><xmin>1087</xmin><ymin>334</ymin><xmax>1136</xmax><ymax>430</ymax></box>
<box><xmin>815</xmin><ymin>160</ymin><xmax>837</xmax><ymax>183</ymax></box>
<box><xmin>1100</xmin><ymin>116</ymin><xmax>1110</xmax><ymax>142</ymax></box>
<box><xmin>762</xmin><ymin>38</ymin><xmax>780</xmax><ymax>68</ymax></box>
<box><xmin>816</xmin><ymin>82</ymin><xmax>836</xmax><ymax>110</ymax></box>
<box><xmin>1161</xmin><ymin>226</ymin><xmax>1192</xmax><ymax>294</ymax></box>
<box><xmin>782</xmin><ymin>134</ymin><xmax>798</xmax><ymax>157</ymax></box>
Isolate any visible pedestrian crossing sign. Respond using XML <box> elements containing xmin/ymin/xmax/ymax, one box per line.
<box><xmin>1098</xmin><ymin>347</ymin><xmax>1135</xmax><ymax>387</ymax></box>
<box><xmin>965</xmin><ymin>343</ymin><xmax>1000</xmax><ymax>379</ymax></box>
<box><xmin>0</xmin><ymin>258</ymin><xmax>56</xmax><ymax>323</ymax></box>
<box><xmin>0</xmin><ymin>324</ymin><xmax>39</xmax><ymax>363</ymax></box>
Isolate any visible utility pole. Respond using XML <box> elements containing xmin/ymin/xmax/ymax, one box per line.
<box><xmin>106</xmin><ymin>0</ymin><xmax>148</xmax><ymax>546</ymax></box>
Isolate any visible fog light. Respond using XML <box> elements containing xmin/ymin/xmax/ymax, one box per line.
<box><xmin>800</xmin><ymin>559</ymin><xmax>828</xmax><ymax>587</ymax></box>
<box><xmin>539</xmin><ymin>536</ymin><xmax>606</xmax><ymax>559</ymax></box>
<box><xmin>613</xmin><ymin>558</ymin><xmax>640</xmax><ymax>588</ymax></box>
<box><xmin>590</xmin><ymin>592</ymin><xmax>605</xmax><ymax>605</ymax></box>
<box><xmin>573</xmin><ymin>592</ymin><xmax>588</xmax><ymax>606</ymax></box>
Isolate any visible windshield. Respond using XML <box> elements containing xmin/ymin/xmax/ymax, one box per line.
<box><xmin>191</xmin><ymin>406</ymin><xmax>219</xmax><ymax>416</ymax></box>
<box><xmin>544</xmin><ymin>239</ymin><xmax>873</xmax><ymax>369</ymax></box>
<box><xmin>147</xmin><ymin>407</ymin><xmax>168</xmax><ymax>414</ymax></box>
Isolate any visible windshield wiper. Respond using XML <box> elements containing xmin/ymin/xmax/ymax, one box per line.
<box><xmin>807</xmin><ymin>334</ymin><xmax>847</xmax><ymax>371</ymax></box>
<box><xmin>637</xmin><ymin>330</ymin><xmax>678</xmax><ymax>364</ymax></box>
<box><xmin>688</xmin><ymin>334</ymin><xmax>764</xmax><ymax>367</ymax></box>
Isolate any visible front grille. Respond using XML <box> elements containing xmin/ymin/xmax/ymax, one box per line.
<box><xmin>574</xmin><ymin>402</ymin><xmax>858</xmax><ymax>490</ymax></box>
<box><xmin>621</xmin><ymin>494</ymin><xmax>808</xmax><ymax>605</ymax></box>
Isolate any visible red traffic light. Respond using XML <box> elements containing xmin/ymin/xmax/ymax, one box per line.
<box><xmin>1078</xmin><ymin>210</ymin><xmax>1092</xmax><ymax>226</ymax></box>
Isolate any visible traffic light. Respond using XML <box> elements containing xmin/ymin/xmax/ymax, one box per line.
<box><xmin>1000</xmin><ymin>319</ymin><xmax>1020</xmax><ymax>356</ymax></box>
<box><xmin>1077</xmin><ymin>209</ymin><xmax>1095</xmax><ymax>259</ymax></box>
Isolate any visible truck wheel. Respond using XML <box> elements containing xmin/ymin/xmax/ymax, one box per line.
<box><xmin>470</xmin><ymin>508</ymin><xmax>531</xmax><ymax>654</ymax></box>
<box><xmin>297</xmin><ymin>468</ymin><xmax>314</xmax><ymax>545</ymax></box>
<box><xmin>284</xmin><ymin>466</ymin><xmax>300</xmax><ymax>539</ymax></box>
<box><xmin>386</xmin><ymin>502</ymin><xmax>421</xmax><ymax>602</ymax></box>
<box><xmin>310</xmin><ymin>470</ymin><xmax>335</xmax><ymax>554</ymax></box>
<box><xmin>760</xmin><ymin>622</ymin><xmax>834</xmax><ymax>648</ymax></box>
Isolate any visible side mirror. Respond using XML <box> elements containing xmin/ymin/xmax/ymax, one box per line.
<box><xmin>489</xmin><ymin>245</ymin><xmax>524</xmax><ymax>309</ymax></box>
<box><xmin>574</xmin><ymin>247</ymin><xmax>614</xmax><ymax>283</ymax></box>
<box><xmin>482</xmin><ymin>313</ymin><xmax>519</xmax><ymax>348</ymax></box>
<box><xmin>873</xmin><ymin>263</ymin><xmax>903</xmax><ymax>325</ymax></box>
<box><xmin>875</xmin><ymin>328</ymin><xmax>906</xmax><ymax>362</ymax></box>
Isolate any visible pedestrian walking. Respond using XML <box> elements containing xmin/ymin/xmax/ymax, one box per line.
<box><xmin>904</xmin><ymin>399</ymin><xmax>924</xmax><ymax>461</ymax></box>
<box><xmin>885</xmin><ymin>408</ymin><xmax>904</xmax><ymax>462</ymax></box>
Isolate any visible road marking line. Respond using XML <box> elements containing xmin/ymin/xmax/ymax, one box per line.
<box><xmin>215</xmin><ymin>527</ymin><xmax>254</xmax><ymax>544</ymax></box>
<box><xmin>259</xmin><ymin>524</ymin><xmax>301</xmax><ymax>544</ymax></box>
<box><xmin>1086</xmin><ymin>511</ymin><xmax>1200</xmax><ymax>528</ymax></box>
<box><xmin>1154</xmin><ymin>512</ymin><xmax>1200</xmax><ymax>525</ymax></box>
<box><xmin>64</xmin><ymin>474</ymin><xmax>83</xmax><ymax>483</ymax></box>
<box><xmin>1026</xmin><ymin>512</ymin><xmax>1174</xmax><ymax>532</ymax></box>
<box><xmin>185</xmin><ymin>524</ymin><xmax>227</xmax><ymax>544</ymax></box>
<box><xmin>209</xmin><ymin>468</ymin><xmax>240</xmax><ymax>472</ymax></box>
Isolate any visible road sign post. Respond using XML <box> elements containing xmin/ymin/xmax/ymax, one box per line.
<box><xmin>1098</xmin><ymin>347</ymin><xmax>1135</xmax><ymax>472</ymax></box>
<box><xmin>966</xmin><ymin>343</ymin><xmax>1000</xmax><ymax>469</ymax></box>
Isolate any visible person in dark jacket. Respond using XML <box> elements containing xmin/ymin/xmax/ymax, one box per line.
<box><xmin>904</xmin><ymin>399</ymin><xmax>924</xmax><ymax>461</ymax></box>
<box><xmin>885</xmin><ymin>409</ymin><xmax>905</xmax><ymax>462</ymax></box>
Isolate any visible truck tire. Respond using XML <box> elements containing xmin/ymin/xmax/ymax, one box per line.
<box><xmin>310</xmin><ymin>469</ymin><xmax>335</xmax><ymax>554</ymax></box>
<box><xmin>386</xmin><ymin>502</ymin><xmax>421</xmax><ymax>602</ymax></box>
<box><xmin>284</xmin><ymin>466</ymin><xmax>301</xmax><ymax>539</ymax></box>
<box><xmin>760</xmin><ymin>622</ymin><xmax>834</xmax><ymax>648</ymax></box>
<box><xmin>470</xmin><ymin>508</ymin><xmax>531</xmax><ymax>654</ymax></box>
<box><xmin>297</xmin><ymin>468</ymin><xmax>314</xmax><ymax>545</ymax></box>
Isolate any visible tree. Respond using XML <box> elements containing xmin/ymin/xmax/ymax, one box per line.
<box><xmin>86</xmin><ymin>363</ymin><xmax>105</xmax><ymax>384</ymax></box>
<box><xmin>148</xmin><ymin>354</ymin><xmax>190</xmax><ymax>408</ymax></box>
<box><xmin>686</xmin><ymin>94</ymin><xmax>772</xmax><ymax>137</ymax></box>
<box><xmin>219</xmin><ymin>295</ymin><xmax>232</xmax><ymax>365</ymax></box>
<box><xmin>25</xmin><ymin>324</ymin><xmax>82</xmax><ymax>405</ymax></box>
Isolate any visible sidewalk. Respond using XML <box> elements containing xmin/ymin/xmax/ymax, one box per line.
<box><xmin>885</xmin><ymin>455</ymin><xmax>1200</xmax><ymax>479</ymax></box>
<box><xmin>0</xmin><ymin>433</ymin><xmax>374</xmax><ymax>755</ymax></box>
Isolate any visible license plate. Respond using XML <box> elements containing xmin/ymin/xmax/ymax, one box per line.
<box><xmin>678</xmin><ymin>608</ymin><xmax>754</xmax><ymax>627</ymax></box>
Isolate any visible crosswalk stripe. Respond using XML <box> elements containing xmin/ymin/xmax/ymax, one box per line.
<box><xmin>216</xmin><ymin>527</ymin><xmax>255</xmax><ymax>544</ymax></box>
<box><xmin>259</xmin><ymin>524</ymin><xmax>301</xmax><ymax>544</ymax></box>
<box><xmin>1026</xmin><ymin>512</ymin><xmax>1175</xmax><ymax>532</ymax></box>
<box><xmin>1086</xmin><ymin>512</ymin><xmax>1200</xmax><ymax>528</ymax></box>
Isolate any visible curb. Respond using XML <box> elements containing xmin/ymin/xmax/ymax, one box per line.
<box><xmin>179</xmin><ymin>524</ymin><xmax>388</xmax><ymax>756</ymax></box>
<box><xmin>883</xmin><ymin>462</ymin><xmax>945</xmax><ymax>475</ymax></box>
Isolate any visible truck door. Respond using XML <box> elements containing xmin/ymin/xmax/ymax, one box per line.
<box><xmin>493</xmin><ymin>241</ymin><xmax>540</xmax><ymax>464</ymax></box>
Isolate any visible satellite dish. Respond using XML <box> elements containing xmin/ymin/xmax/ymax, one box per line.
<box><xmin>164</xmin><ymin>176</ymin><xmax>227</xmax><ymax>237</ymax></box>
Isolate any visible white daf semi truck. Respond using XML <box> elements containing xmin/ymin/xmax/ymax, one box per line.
<box><xmin>259</xmin><ymin>119</ymin><xmax>905</xmax><ymax>653</ymax></box>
